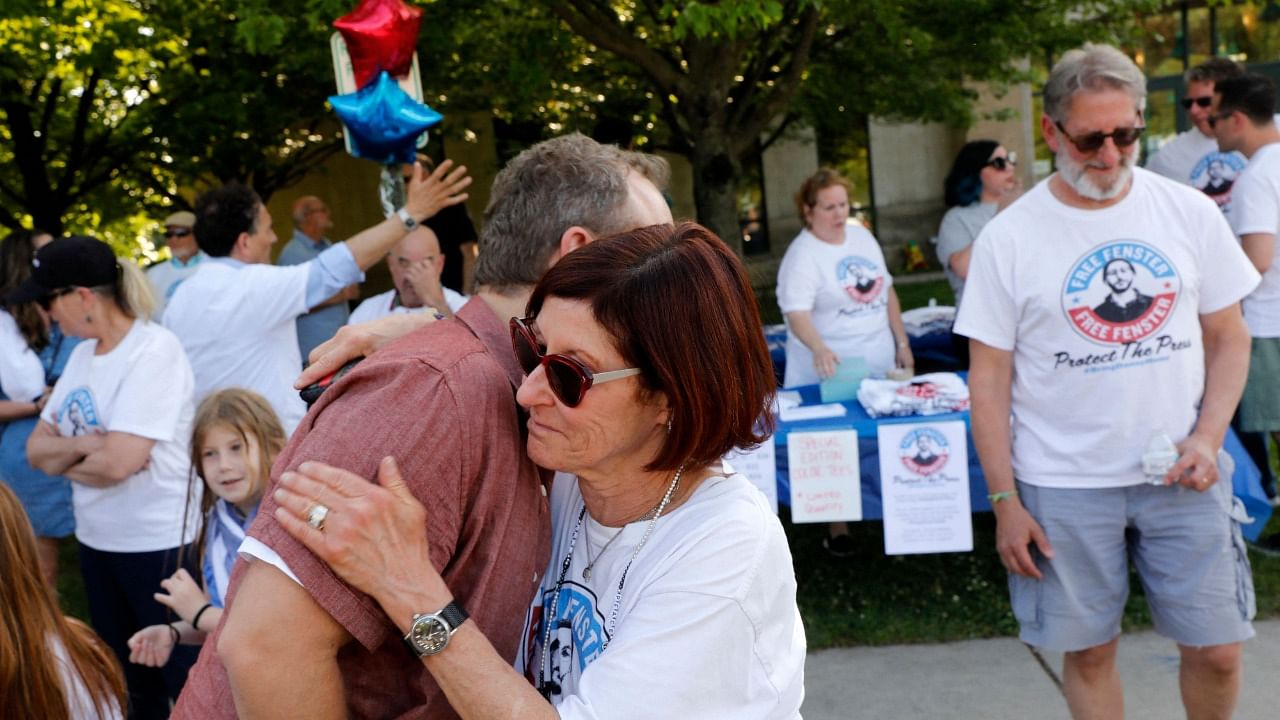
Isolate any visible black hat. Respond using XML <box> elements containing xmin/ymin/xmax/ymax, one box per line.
<box><xmin>7</xmin><ymin>236</ymin><xmax>118</xmax><ymax>306</ymax></box>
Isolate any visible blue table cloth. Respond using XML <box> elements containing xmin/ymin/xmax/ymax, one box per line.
<box><xmin>773</xmin><ymin>381</ymin><xmax>1274</xmax><ymax>542</ymax></box>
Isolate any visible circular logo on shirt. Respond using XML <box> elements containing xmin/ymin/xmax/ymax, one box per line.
<box><xmin>836</xmin><ymin>256</ymin><xmax>884</xmax><ymax>304</ymax></box>
<box><xmin>898</xmin><ymin>427</ymin><xmax>949</xmax><ymax>476</ymax></box>
<box><xmin>1189</xmin><ymin>151</ymin><xmax>1245</xmax><ymax>208</ymax></box>
<box><xmin>1060</xmin><ymin>241</ymin><xmax>1181</xmax><ymax>346</ymax></box>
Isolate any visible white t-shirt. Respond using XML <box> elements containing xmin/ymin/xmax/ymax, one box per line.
<box><xmin>163</xmin><ymin>259</ymin><xmax>309</xmax><ymax>434</ymax></box>
<box><xmin>0</xmin><ymin>309</ymin><xmax>45</xmax><ymax>402</ymax></box>
<box><xmin>1144</xmin><ymin>128</ymin><xmax>1246</xmax><ymax>221</ymax></box>
<box><xmin>955</xmin><ymin>168</ymin><xmax>1260</xmax><ymax>489</ymax></box>
<box><xmin>41</xmin><ymin>321</ymin><xmax>199</xmax><ymax>551</ymax></box>
<box><xmin>776</xmin><ymin>224</ymin><xmax>895</xmax><ymax>386</ymax></box>
<box><xmin>49</xmin><ymin>634</ymin><xmax>124</xmax><ymax>720</ymax></box>
<box><xmin>1226</xmin><ymin>141</ymin><xmax>1280</xmax><ymax>338</ymax></box>
<box><xmin>514</xmin><ymin>471</ymin><xmax>805</xmax><ymax>719</ymax></box>
<box><xmin>145</xmin><ymin>252</ymin><xmax>206</xmax><ymax>320</ymax></box>
<box><xmin>347</xmin><ymin>287</ymin><xmax>468</xmax><ymax>326</ymax></box>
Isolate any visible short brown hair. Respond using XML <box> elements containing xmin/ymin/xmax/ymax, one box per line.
<box><xmin>527</xmin><ymin>222</ymin><xmax>775</xmax><ymax>471</ymax></box>
<box><xmin>1185</xmin><ymin>57</ymin><xmax>1243</xmax><ymax>86</ymax></box>
<box><xmin>795</xmin><ymin>168</ymin><xmax>853</xmax><ymax>228</ymax></box>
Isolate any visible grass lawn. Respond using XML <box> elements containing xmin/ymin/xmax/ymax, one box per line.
<box><xmin>53</xmin><ymin>279</ymin><xmax>1280</xmax><ymax>649</ymax></box>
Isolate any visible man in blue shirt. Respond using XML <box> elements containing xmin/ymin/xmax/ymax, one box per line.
<box><xmin>278</xmin><ymin>196</ymin><xmax>359</xmax><ymax>362</ymax></box>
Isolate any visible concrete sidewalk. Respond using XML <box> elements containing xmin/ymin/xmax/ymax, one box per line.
<box><xmin>803</xmin><ymin>620</ymin><xmax>1277</xmax><ymax>719</ymax></box>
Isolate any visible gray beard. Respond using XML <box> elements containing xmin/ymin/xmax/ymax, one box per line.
<box><xmin>1055</xmin><ymin>145</ymin><xmax>1134</xmax><ymax>201</ymax></box>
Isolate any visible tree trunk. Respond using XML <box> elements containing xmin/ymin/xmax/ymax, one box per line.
<box><xmin>690</xmin><ymin>141</ymin><xmax>743</xmax><ymax>256</ymax></box>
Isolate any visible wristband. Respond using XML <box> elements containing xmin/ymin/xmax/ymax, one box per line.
<box><xmin>987</xmin><ymin>490</ymin><xmax>1018</xmax><ymax>504</ymax></box>
<box><xmin>190</xmin><ymin>603</ymin><xmax>214</xmax><ymax>632</ymax></box>
<box><xmin>167</xmin><ymin>623</ymin><xmax>180</xmax><ymax>646</ymax></box>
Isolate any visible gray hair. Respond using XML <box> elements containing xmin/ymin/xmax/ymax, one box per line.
<box><xmin>1043</xmin><ymin>43</ymin><xmax>1146</xmax><ymax>123</ymax></box>
<box><xmin>472</xmin><ymin>133</ymin><xmax>668</xmax><ymax>290</ymax></box>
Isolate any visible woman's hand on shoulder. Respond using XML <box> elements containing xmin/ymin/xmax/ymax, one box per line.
<box><xmin>296</xmin><ymin>314</ymin><xmax>441</xmax><ymax>389</ymax></box>
<box><xmin>273</xmin><ymin>457</ymin><xmax>451</xmax><ymax>623</ymax></box>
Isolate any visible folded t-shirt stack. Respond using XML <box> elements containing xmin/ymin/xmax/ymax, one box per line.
<box><xmin>857</xmin><ymin>372</ymin><xmax>970</xmax><ymax>418</ymax></box>
<box><xmin>900</xmin><ymin>305</ymin><xmax>956</xmax><ymax>338</ymax></box>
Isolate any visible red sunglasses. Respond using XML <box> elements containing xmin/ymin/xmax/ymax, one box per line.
<box><xmin>510</xmin><ymin>317</ymin><xmax>641</xmax><ymax>407</ymax></box>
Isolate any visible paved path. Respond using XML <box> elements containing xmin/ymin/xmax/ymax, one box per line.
<box><xmin>803</xmin><ymin>620</ymin><xmax>1277</xmax><ymax>719</ymax></box>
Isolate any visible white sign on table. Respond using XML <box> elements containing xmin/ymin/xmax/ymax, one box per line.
<box><xmin>787</xmin><ymin>430</ymin><xmax>862</xmax><ymax>523</ymax></box>
<box><xmin>877</xmin><ymin>421</ymin><xmax>972</xmax><ymax>555</ymax></box>
<box><xmin>725</xmin><ymin>439</ymin><xmax>778</xmax><ymax>514</ymax></box>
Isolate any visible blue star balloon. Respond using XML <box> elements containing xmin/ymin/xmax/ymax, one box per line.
<box><xmin>330</xmin><ymin>71</ymin><xmax>442</xmax><ymax>165</ymax></box>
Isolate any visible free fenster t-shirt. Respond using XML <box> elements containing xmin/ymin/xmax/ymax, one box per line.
<box><xmin>775</xmin><ymin>224</ymin><xmax>895</xmax><ymax>386</ymax></box>
<box><xmin>955</xmin><ymin>168</ymin><xmax>1259</xmax><ymax>488</ymax></box>
<box><xmin>1144</xmin><ymin>128</ymin><xmax>1246</xmax><ymax>221</ymax></box>
<box><xmin>40</xmin><ymin>320</ymin><xmax>199</xmax><ymax>551</ymax></box>
<box><xmin>1225</xmin><ymin>141</ymin><xmax>1280</xmax><ymax>338</ymax></box>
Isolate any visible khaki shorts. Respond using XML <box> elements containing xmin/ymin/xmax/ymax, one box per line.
<box><xmin>1009</xmin><ymin>478</ymin><xmax>1255</xmax><ymax>652</ymax></box>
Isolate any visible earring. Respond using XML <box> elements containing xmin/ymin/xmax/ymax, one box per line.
<box><xmin>666</xmin><ymin>419</ymin><xmax>672</xmax><ymax>434</ymax></box>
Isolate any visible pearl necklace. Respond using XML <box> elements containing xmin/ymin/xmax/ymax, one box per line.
<box><xmin>538</xmin><ymin>464</ymin><xmax>684</xmax><ymax>698</ymax></box>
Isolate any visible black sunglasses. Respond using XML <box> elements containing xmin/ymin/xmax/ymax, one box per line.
<box><xmin>38</xmin><ymin>286</ymin><xmax>76</xmax><ymax>311</ymax></box>
<box><xmin>985</xmin><ymin>152</ymin><xmax>1018</xmax><ymax>171</ymax></box>
<box><xmin>510</xmin><ymin>317</ymin><xmax>640</xmax><ymax>408</ymax></box>
<box><xmin>163</xmin><ymin>228</ymin><xmax>192</xmax><ymax>238</ymax></box>
<box><xmin>1207</xmin><ymin>111</ymin><xmax>1235</xmax><ymax>129</ymax></box>
<box><xmin>1055</xmin><ymin>121</ymin><xmax>1145</xmax><ymax>153</ymax></box>
<box><xmin>1181</xmin><ymin>96</ymin><xmax>1214</xmax><ymax>110</ymax></box>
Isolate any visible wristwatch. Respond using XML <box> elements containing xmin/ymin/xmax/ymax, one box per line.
<box><xmin>402</xmin><ymin>601</ymin><xmax>469</xmax><ymax>657</ymax></box>
<box><xmin>396</xmin><ymin>207</ymin><xmax>419</xmax><ymax>232</ymax></box>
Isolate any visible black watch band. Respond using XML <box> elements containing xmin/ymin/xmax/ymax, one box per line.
<box><xmin>401</xmin><ymin>601</ymin><xmax>469</xmax><ymax>658</ymax></box>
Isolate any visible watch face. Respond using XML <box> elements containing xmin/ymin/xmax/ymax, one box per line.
<box><xmin>411</xmin><ymin>616</ymin><xmax>449</xmax><ymax>655</ymax></box>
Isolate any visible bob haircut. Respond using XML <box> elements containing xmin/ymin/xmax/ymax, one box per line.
<box><xmin>526</xmin><ymin>222</ymin><xmax>776</xmax><ymax>472</ymax></box>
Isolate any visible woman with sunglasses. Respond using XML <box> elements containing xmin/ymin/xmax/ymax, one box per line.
<box><xmin>15</xmin><ymin>236</ymin><xmax>201</xmax><ymax>719</ymax></box>
<box><xmin>0</xmin><ymin>229</ymin><xmax>82</xmax><ymax>590</ymax></box>
<box><xmin>936</xmin><ymin>140</ymin><xmax>1022</xmax><ymax>310</ymax></box>
<box><xmin>271</xmin><ymin>223</ymin><xmax>805</xmax><ymax>719</ymax></box>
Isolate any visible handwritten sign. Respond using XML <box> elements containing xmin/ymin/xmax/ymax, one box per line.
<box><xmin>725</xmin><ymin>439</ymin><xmax>779</xmax><ymax>513</ymax></box>
<box><xmin>787</xmin><ymin>430</ymin><xmax>862</xmax><ymax>523</ymax></box>
<box><xmin>877</xmin><ymin>421</ymin><xmax>972</xmax><ymax>555</ymax></box>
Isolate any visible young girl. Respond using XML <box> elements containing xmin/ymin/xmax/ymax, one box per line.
<box><xmin>126</xmin><ymin>388</ymin><xmax>285</xmax><ymax>668</ymax></box>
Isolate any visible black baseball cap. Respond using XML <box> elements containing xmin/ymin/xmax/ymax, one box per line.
<box><xmin>7</xmin><ymin>236</ymin><xmax>118</xmax><ymax>306</ymax></box>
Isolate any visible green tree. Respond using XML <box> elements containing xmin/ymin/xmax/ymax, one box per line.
<box><xmin>546</xmin><ymin>0</ymin><xmax>1164</xmax><ymax>252</ymax></box>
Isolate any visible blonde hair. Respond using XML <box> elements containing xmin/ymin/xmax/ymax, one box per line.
<box><xmin>0</xmin><ymin>483</ymin><xmax>126</xmax><ymax>720</ymax></box>
<box><xmin>89</xmin><ymin>258</ymin><xmax>155</xmax><ymax>320</ymax></box>
<box><xmin>179</xmin><ymin>389</ymin><xmax>286</xmax><ymax>569</ymax></box>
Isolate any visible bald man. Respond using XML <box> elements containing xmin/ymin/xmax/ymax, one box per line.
<box><xmin>348</xmin><ymin>225</ymin><xmax>467</xmax><ymax>324</ymax></box>
<box><xmin>278</xmin><ymin>196</ymin><xmax>359</xmax><ymax>361</ymax></box>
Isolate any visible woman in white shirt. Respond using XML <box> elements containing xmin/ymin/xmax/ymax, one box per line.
<box><xmin>19</xmin><ymin>236</ymin><xmax>199</xmax><ymax>720</ymax></box>
<box><xmin>775</xmin><ymin>169</ymin><xmax>913</xmax><ymax>556</ymax></box>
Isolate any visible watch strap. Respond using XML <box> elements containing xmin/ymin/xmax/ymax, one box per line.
<box><xmin>401</xmin><ymin>601</ymin><xmax>469</xmax><ymax>658</ymax></box>
<box><xmin>396</xmin><ymin>207</ymin><xmax>417</xmax><ymax>231</ymax></box>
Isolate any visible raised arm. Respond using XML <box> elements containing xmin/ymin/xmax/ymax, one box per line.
<box><xmin>343</xmin><ymin>161</ymin><xmax>472</xmax><ymax>271</ymax></box>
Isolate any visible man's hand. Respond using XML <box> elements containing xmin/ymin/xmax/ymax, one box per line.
<box><xmin>297</xmin><ymin>314</ymin><xmax>440</xmax><ymax>388</ymax></box>
<box><xmin>1167</xmin><ymin>431</ymin><xmax>1221</xmax><ymax>491</ymax></box>
<box><xmin>404</xmin><ymin>260</ymin><xmax>452</xmax><ymax>318</ymax></box>
<box><xmin>403</xmin><ymin>160</ymin><xmax>472</xmax><ymax>222</ymax></box>
<box><xmin>994</xmin><ymin>501</ymin><xmax>1054</xmax><ymax>579</ymax></box>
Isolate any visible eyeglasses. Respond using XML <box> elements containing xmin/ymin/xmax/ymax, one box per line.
<box><xmin>510</xmin><ymin>317</ymin><xmax>641</xmax><ymax>408</ymax></box>
<box><xmin>163</xmin><ymin>228</ymin><xmax>192</xmax><ymax>238</ymax></box>
<box><xmin>985</xmin><ymin>152</ymin><xmax>1018</xmax><ymax>171</ymax></box>
<box><xmin>1054</xmin><ymin>121</ymin><xmax>1145</xmax><ymax>153</ymax></box>
<box><xmin>1181</xmin><ymin>96</ymin><xmax>1214</xmax><ymax>110</ymax></box>
<box><xmin>38</xmin><ymin>287</ymin><xmax>76</xmax><ymax>311</ymax></box>
<box><xmin>1207</xmin><ymin>111</ymin><xmax>1235</xmax><ymax>129</ymax></box>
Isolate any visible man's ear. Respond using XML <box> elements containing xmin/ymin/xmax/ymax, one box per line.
<box><xmin>230</xmin><ymin>232</ymin><xmax>252</xmax><ymax>261</ymax></box>
<box><xmin>545</xmin><ymin>226</ymin><xmax>595</xmax><ymax>269</ymax></box>
<box><xmin>1040</xmin><ymin>112</ymin><xmax>1060</xmax><ymax>154</ymax></box>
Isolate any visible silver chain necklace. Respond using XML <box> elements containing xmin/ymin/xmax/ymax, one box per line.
<box><xmin>538</xmin><ymin>464</ymin><xmax>685</xmax><ymax>698</ymax></box>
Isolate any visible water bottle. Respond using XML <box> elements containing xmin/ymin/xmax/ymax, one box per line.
<box><xmin>1142</xmin><ymin>433</ymin><xmax>1179</xmax><ymax>486</ymax></box>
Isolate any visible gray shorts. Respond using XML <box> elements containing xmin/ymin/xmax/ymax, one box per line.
<box><xmin>1009</xmin><ymin>478</ymin><xmax>1255</xmax><ymax>652</ymax></box>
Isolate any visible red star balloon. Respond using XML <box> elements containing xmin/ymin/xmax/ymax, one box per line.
<box><xmin>335</xmin><ymin>0</ymin><xmax>422</xmax><ymax>89</ymax></box>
